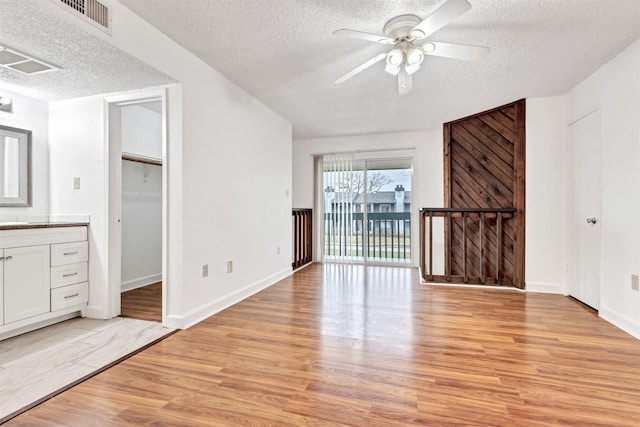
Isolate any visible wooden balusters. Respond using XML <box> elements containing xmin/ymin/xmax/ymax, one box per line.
<box><xmin>292</xmin><ymin>209</ymin><xmax>313</xmax><ymax>270</ymax></box>
<box><xmin>419</xmin><ymin>208</ymin><xmax>516</xmax><ymax>287</ymax></box>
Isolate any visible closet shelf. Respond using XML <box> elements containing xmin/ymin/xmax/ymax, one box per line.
<box><xmin>122</xmin><ymin>152</ymin><xmax>162</xmax><ymax>166</ymax></box>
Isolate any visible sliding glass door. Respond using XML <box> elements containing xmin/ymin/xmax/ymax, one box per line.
<box><xmin>322</xmin><ymin>156</ymin><xmax>412</xmax><ymax>265</ymax></box>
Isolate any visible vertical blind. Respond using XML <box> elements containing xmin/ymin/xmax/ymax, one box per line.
<box><xmin>323</xmin><ymin>153</ymin><xmax>356</xmax><ymax>263</ymax></box>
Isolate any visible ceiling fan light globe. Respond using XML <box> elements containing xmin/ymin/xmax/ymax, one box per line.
<box><xmin>386</xmin><ymin>49</ymin><xmax>403</xmax><ymax>66</ymax></box>
<box><xmin>422</xmin><ymin>42</ymin><xmax>436</xmax><ymax>53</ymax></box>
<box><xmin>385</xmin><ymin>62</ymin><xmax>401</xmax><ymax>76</ymax></box>
<box><xmin>405</xmin><ymin>63</ymin><xmax>421</xmax><ymax>75</ymax></box>
<box><xmin>406</xmin><ymin>48</ymin><xmax>424</xmax><ymax>65</ymax></box>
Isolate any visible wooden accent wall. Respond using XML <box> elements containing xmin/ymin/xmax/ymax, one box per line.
<box><xmin>444</xmin><ymin>99</ymin><xmax>526</xmax><ymax>289</ymax></box>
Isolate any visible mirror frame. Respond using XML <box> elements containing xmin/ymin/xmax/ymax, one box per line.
<box><xmin>0</xmin><ymin>124</ymin><xmax>32</xmax><ymax>207</ymax></box>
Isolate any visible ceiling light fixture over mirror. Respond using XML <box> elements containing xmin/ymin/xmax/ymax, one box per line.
<box><xmin>0</xmin><ymin>96</ymin><xmax>12</xmax><ymax>113</ymax></box>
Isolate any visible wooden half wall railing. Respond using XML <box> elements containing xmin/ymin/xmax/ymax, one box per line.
<box><xmin>292</xmin><ymin>209</ymin><xmax>313</xmax><ymax>270</ymax></box>
<box><xmin>420</xmin><ymin>208</ymin><xmax>517</xmax><ymax>286</ymax></box>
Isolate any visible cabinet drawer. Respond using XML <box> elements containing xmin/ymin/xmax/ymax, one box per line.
<box><xmin>51</xmin><ymin>282</ymin><xmax>88</xmax><ymax>311</ymax></box>
<box><xmin>51</xmin><ymin>241</ymin><xmax>88</xmax><ymax>266</ymax></box>
<box><xmin>51</xmin><ymin>262</ymin><xmax>88</xmax><ymax>289</ymax></box>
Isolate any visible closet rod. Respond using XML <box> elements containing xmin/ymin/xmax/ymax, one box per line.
<box><xmin>122</xmin><ymin>152</ymin><xmax>163</xmax><ymax>166</ymax></box>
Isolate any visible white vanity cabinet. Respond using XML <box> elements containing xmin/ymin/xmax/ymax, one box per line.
<box><xmin>0</xmin><ymin>225</ymin><xmax>89</xmax><ymax>340</ymax></box>
<box><xmin>2</xmin><ymin>244</ymin><xmax>51</xmax><ymax>324</ymax></box>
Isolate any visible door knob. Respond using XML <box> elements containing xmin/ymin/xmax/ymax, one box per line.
<box><xmin>586</xmin><ymin>217</ymin><xmax>597</xmax><ymax>224</ymax></box>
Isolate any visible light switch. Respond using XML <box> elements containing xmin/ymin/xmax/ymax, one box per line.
<box><xmin>73</xmin><ymin>177</ymin><xmax>80</xmax><ymax>189</ymax></box>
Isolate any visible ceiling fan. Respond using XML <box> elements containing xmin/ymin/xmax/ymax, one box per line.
<box><xmin>334</xmin><ymin>0</ymin><xmax>489</xmax><ymax>95</ymax></box>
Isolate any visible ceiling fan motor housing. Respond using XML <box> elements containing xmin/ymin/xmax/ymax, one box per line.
<box><xmin>383</xmin><ymin>14</ymin><xmax>422</xmax><ymax>43</ymax></box>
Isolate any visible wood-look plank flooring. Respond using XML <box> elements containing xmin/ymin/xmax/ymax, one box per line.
<box><xmin>120</xmin><ymin>282</ymin><xmax>162</xmax><ymax>322</ymax></box>
<box><xmin>8</xmin><ymin>263</ymin><xmax>640</xmax><ymax>426</ymax></box>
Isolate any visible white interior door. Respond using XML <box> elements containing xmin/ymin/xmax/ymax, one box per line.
<box><xmin>568</xmin><ymin>109</ymin><xmax>602</xmax><ymax>309</ymax></box>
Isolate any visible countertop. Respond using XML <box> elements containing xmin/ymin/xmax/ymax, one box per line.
<box><xmin>0</xmin><ymin>222</ymin><xmax>89</xmax><ymax>230</ymax></box>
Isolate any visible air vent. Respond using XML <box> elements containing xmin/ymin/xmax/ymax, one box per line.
<box><xmin>0</xmin><ymin>45</ymin><xmax>60</xmax><ymax>75</ymax></box>
<box><xmin>52</xmin><ymin>0</ymin><xmax>112</xmax><ymax>34</ymax></box>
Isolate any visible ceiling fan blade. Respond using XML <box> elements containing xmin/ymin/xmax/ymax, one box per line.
<box><xmin>410</xmin><ymin>0</ymin><xmax>471</xmax><ymax>40</ymax></box>
<box><xmin>335</xmin><ymin>52</ymin><xmax>388</xmax><ymax>84</ymax></box>
<box><xmin>423</xmin><ymin>41</ymin><xmax>489</xmax><ymax>60</ymax></box>
<box><xmin>333</xmin><ymin>29</ymin><xmax>395</xmax><ymax>44</ymax></box>
<box><xmin>398</xmin><ymin>68</ymin><xmax>413</xmax><ymax>95</ymax></box>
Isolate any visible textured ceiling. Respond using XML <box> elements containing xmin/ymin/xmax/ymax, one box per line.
<box><xmin>118</xmin><ymin>0</ymin><xmax>640</xmax><ymax>139</ymax></box>
<box><xmin>1</xmin><ymin>1</ymin><xmax>639</xmax><ymax>140</ymax></box>
<box><xmin>0</xmin><ymin>0</ymin><xmax>175</xmax><ymax>102</ymax></box>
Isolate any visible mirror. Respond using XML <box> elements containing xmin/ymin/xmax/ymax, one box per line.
<box><xmin>0</xmin><ymin>124</ymin><xmax>31</xmax><ymax>207</ymax></box>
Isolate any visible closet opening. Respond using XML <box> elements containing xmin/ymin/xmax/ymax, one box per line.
<box><xmin>107</xmin><ymin>91</ymin><xmax>167</xmax><ymax>325</ymax></box>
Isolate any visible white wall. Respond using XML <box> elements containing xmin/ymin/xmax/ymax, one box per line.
<box><xmin>293</xmin><ymin>130</ymin><xmax>444</xmax><ymax>267</ymax></box>
<box><xmin>49</xmin><ymin>95</ymin><xmax>108</xmax><ymax>318</ymax></box>
<box><xmin>525</xmin><ymin>97</ymin><xmax>566</xmax><ymax>293</ymax></box>
<box><xmin>564</xmin><ymin>39</ymin><xmax>640</xmax><ymax>338</ymax></box>
<box><xmin>120</xmin><ymin>103</ymin><xmax>162</xmax><ymax>291</ymax></box>
<box><xmin>44</xmin><ymin>1</ymin><xmax>293</xmax><ymax>327</ymax></box>
<box><xmin>121</xmin><ymin>103</ymin><xmax>163</xmax><ymax>159</ymax></box>
<box><xmin>0</xmin><ymin>88</ymin><xmax>49</xmax><ymax>218</ymax></box>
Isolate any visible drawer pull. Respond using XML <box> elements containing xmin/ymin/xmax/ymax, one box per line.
<box><xmin>63</xmin><ymin>251</ymin><xmax>79</xmax><ymax>256</ymax></box>
<box><xmin>64</xmin><ymin>293</ymin><xmax>80</xmax><ymax>299</ymax></box>
<box><xmin>63</xmin><ymin>272</ymin><xmax>79</xmax><ymax>277</ymax></box>
<box><xmin>4</xmin><ymin>255</ymin><xmax>12</xmax><ymax>261</ymax></box>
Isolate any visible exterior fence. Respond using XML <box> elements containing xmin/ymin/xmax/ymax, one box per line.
<box><xmin>324</xmin><ymin>212</ymin><xmax>411</xmax><ymax>262</ymax></box>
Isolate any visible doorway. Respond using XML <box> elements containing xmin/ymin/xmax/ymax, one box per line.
<box><xmin>106</xmin><ymin>90</ymin><xmax>167</xmax><ymax>324</ymax></box>
<box><xmin>321</xmin><ymin>156</ymin><xmax>412</xmax><ymax>265</ymax></box>
<box><xmin>567</xmin><ymin>108</ymin><xmax>602</xmax><ymax>309</ymax></box>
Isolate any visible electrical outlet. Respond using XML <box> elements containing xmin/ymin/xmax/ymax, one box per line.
<box><xmin>202</xmin><ymin>264</ymin><xmax>208</xmax><ymax>278</ymax></box>
<box><xmin>632</xmin><ymin>274</ymin><xmax>639</xmax><ymax>291</ymax></box>
<box><xmin>227</xmin><ymin>260</ymin><xmax>233</xmax><ymax>274</ymax></box>
<box><xmin>73</xmin><ymin>177</ymin><xmax>80</xmax><ymax>189</ymax></box>
<box><xmin>277</xmin><ymin>245</ymin><xmax>280</xmax><ymax>255</ymax></box>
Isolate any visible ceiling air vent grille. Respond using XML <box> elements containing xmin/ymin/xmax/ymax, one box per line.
<box><xmin>53</xmin><ymin>0</ymin><xmax>112</xmax><ymax>34</ymax></box>
<box><xmin>0</xmin><ymin>45</ymin><xmax>60</xmax><ymax>75</ymax></box>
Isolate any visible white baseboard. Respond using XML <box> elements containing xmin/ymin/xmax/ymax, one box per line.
<box><xmin>525</xmin><ymin>281</ymin><xmax>565</xmax><ymax>294</ymax></box>
<box><xmin>165</xmin><ymin>267</ymin><xmax>293</xmax><ymax>330</ymax></box>
<box><xmin>599</xmin><ymin>305</ymin><xmax>640</xmax><ymax>340</ymax></box>
<box><xmin>121</xmin><ymin>273</ymin><xmax>162</xmax><ymax>292</ymax></box>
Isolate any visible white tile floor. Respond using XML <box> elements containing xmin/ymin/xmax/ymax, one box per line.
<box><xmin>0</xmin><ymin>317</ymin><xmax>173</xmax><ymax>421</ymax></box>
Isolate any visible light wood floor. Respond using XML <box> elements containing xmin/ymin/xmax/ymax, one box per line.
<box><xmin>120</xmin><ymin>282</ymin><xmax>162</xmax><ymax>322</ymax></box>
<box><xmin>8</xmin><ymin>263</ymin><xmax>640</xmax><ymax>426</ymax></box>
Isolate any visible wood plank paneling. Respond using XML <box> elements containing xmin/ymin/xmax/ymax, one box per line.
<box><xmin>444</xmin><ymin>99</ymin><xmax>526</xmax><ymax>288</ymax></box>
<box><xmin>7</xmin><ymin>264</ymin><xmax>640</xmax><ymax>426</ymax></box>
